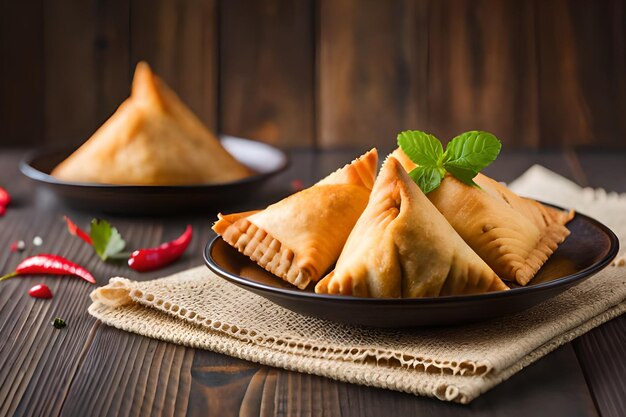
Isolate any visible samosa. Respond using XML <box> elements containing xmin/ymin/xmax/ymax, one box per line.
<box><xmin>392</xmin><ymin>148</ymin><xmax>574</xmax><ymax>286</ymax></box>
<box><xmin>52</xmin><ymin>62</ymin><xmax>250</xmax><ymax>185</ymax></box>
<box><xmin>315</xmin><ymin>156</ymin><xmax>508</xmax><ymax>298</ymax></box>
<box><xmin>213</xmin><ymin>149</ymin><xmax>378</xmax><ymax>289</ymax></box>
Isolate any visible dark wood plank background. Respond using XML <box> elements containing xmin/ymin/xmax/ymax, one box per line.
<box><xmin>1</xmin><ymin>0</ymin><xmax>625</xmax><ymax>149</ymax></box>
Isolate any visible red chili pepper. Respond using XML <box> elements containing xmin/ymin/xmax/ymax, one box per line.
<box><xmin>0</xmin><ymin>187</ymin><xmax>10</xmax><ymax>207</ymax></box>
<box><xmin>64</xmin><ymin>216</ymin><xmax>93</xmax><ymax>245</ymax></box>
<box><xmin>128</xmin><ymin>225</ymin><xmax>193</xmax><ymax>272</ymax></box>
<box><xmin>0</xmin><ymin>254</ymin><xmax>96</xmax><ymax>284</ymax></box>
<box><xmin>28</xmin><ymin>284</ymin><xmax>53</xmax><ymax>299</ymax></box>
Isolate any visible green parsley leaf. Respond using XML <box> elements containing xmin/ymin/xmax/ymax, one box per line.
<box><xmin>89</xmin><ymin>219</ymin><xmax>126</xmax><ymax>261</ymax></box>
<box><xmin>397</xmin><ymin>130</ymin><xmax>443</xmax><ymax>167</ymax></box>
<box><xmin>442</xmin><ymin>131</ymin><xmax>501</xmax><ymax>182</ymax></box>
<box><xmin>408</xmin><ymin>166</ymin><xmax>444</xmax><ymax>195</ymax></box>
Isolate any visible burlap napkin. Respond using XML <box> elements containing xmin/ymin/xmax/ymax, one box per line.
<box><xmin>89</xmin><ymin>166</ymin><xmax>626</xmax><ymax>404</ymax></box>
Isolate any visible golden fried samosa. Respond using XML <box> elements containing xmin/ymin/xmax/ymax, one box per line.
<box><xmin>52</xmin><ymin>62</ymin><xmax>250</xmax><ymax>185</ymax></box>
<box><xmin>392</xmin><ymin>147</ymin><xmax>574</xmax><ymax>286</ymax></box>
<box><xmin>428</xmin><ymin>174</ymin><xmax>574</xmax><ymax>286</ymax></box>
<box><xmin>315</xmin><ymin>156</ymin><xmax>508</xmax><ymax>298</ymax></box>
<box><xmin>213</xmin><ymin>149</ymin><xmax>378</xmax><ymax>289</ymax></box>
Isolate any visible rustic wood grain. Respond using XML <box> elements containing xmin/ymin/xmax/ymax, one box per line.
<box><xmin>0</xmin><ymin>194</ymin><xmax>97</xmax><ymax>416</ymax></box>
<box><xmin>426</xmin><ymin>0</ymin><xmax>540</xmax><ymax>149</ymax></box>
<box><xmin>573</xmin><ymin>0</ymin><xmax>626</xmax><ymax>148</ymax></box>
<box><xmin>45</xmin><ymin>211</ymin><xmax>211</xmax><ymax>417</ymax></box>
<box><xmin>219</xmin><ymin>0</ymin><xmax>315</xmax><ymax>147</ymax></box>
<box><xmin>318</xmin><ymin>0</ymin><xmax>429</xmax><ymax>148</ymax></box>
<box><xmin>318</xmin><ymin>0</ymin><xmax>540</xmax><ymax>149</ymax></box>
<box><xmin>574</xmin><ymin>318</ymin><xmax>626</xmax><ymax>417</ymax></box>
<box><xmin>130</xmin><ymin>0</ymin><xmax>218</xmax><ymax>133</ymax></box>
<box><xmin>0</xmin><ymin>151</ymin><xmax>206</xmax><ymax>417</ymax></box>
<box><xmin>535</xmin><ymin>0</ymin><xmax>626</xmax><ymax>148</ymax></box>
<box><xmin>188</xmin><ymin>351</ymin><xmax>260</xmax><ymax>417</ymax></box>
<box><xmin>2</xmin><ymin>1</ymin><xmax>626</xmax><ymax>149</ymax></box>
<box><xmin>183</xmin><ymin>345</ymin><xmax>598</xmax><ymax>417</ymax></box>
<box><xmin>0</xmin><ymin>1</ymin><xmax>44</xmax><ymax>147</ymax></box>
<box><xmin>572</xmin><ymin>150</ymin><xmax>626</xmax><ymax>417</ymax></box>
<box><xmin>43</xmin><ymin>0</ymin><xmax>130</xmax><ymax>148</ymax></box>
<box><xmin>59</xmin><ymin>325</ymin><xmax>195</xmax><ymax>417</ymax></box>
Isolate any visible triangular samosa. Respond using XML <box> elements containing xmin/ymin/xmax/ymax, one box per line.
<box><xmin>52</xmin><ymin>62</ymin><xmax>250</xmax><ymax>185</ymax></box>
<box><xmin>315</xmin><ymin>156</ymin><xmax>508</xmax><ymax>297</ymax></box>
<box><xmin>213</xmin><ymin>149</ymin><xmax>378</xmax><ymax>289</ymax></box>
<box><xmin>392</xmin><ymin>148</ymin><xmax>574</xmax><ymax>286</ymax></box>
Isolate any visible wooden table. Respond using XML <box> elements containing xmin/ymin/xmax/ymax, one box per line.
<box><xmin>0</xmin><ymin>148</ymin><xmax>624</xmax><ymax>417</ymax></box>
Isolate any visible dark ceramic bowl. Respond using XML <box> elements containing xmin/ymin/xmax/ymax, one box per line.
<box><xmin>20</xmin><ymin>136</ymin><xmax>289</xmax><ymax>215</ymax></box>
<box><xmin>204</xmin><ymin>208</ymin><xmax>619</xmax><ymax>327</ymax></box>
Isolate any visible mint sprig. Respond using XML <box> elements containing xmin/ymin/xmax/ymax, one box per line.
<box><xmin>398</xmin><ymin>130</ymin><xmax>501</xmax><ymax>193</ymax></box>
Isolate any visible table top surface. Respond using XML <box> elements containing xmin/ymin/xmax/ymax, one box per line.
<box><xmin>0</xmin><ymin>147</ymin><xmax>624</xmax><ymax>417</ymax></box>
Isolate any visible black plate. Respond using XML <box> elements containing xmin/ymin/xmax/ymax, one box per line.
<box><xmin>19</xmin><ymin>136</ymin><xmax>289</xmax><ymax>215</ymax></box>
<box><xmin>204</xmin><ymin>208</ymin><xmax>619</xmax><ymax>327</ymax></box>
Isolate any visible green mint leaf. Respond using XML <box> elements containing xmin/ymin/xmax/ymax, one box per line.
<box><xmin>408</xmin><ymin>166</ymin><xmax>444</xmax><ymax>194</ymax></box>
<box><xmin>444</xmin><ymin>164</ymin><xmax>479</xmax><ymax>188</ymax></box>
<box><xmin>442</xmin><ymin>131</ymin><xmax>501</xmax><ymax>174</ymax></box>
<box><xmin>397</xmin><ymin>130</ymin><xmax>443</xmax><ymax>167</ymax></box>
<box><xmin>89</xmin><ymin>219</ymin><xmax>126</xmax><ymax>262</ymax></box>
<box><xmin>397</xmin><ymin>129</ymin><xmax>502</xmax><ymax>193</ymax></box>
